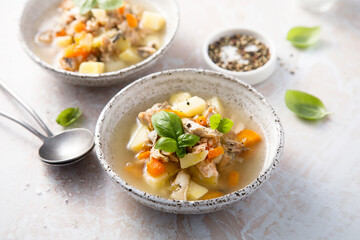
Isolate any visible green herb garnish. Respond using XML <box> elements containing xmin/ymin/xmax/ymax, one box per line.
<box><xmin>74</xmin><ymin>0</ymin><xmax>124</xmax><ymax>14</ymax></box>
<box><xmin>287</xmin><ymin>26</ymin><xmax>321</xmax><ymax>48</ymax></box>
<box><xmin>151</xmin><ymin>111</ymin><xmax>199</xmax><ymax>157</ymax></box>
<box><xmin>209</xmin><ymin>114</ymin><xmax>233</xmax><ymax>133</ymax></box>
<box><xmin>56</xmin><ymin>107</ymin><xmax>82</xmax><ymax>126</ymax></box>
<box><xmin>285</xmin><ymin>90</ymin><xmax>330</xmax><ymax>120</ymax></box>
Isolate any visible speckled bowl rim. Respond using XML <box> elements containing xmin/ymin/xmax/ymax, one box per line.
<box><xmin>202</xmin><ymin>27</ymin><xmax>277</xmax><ymax>77</ymax></box>
<box><xmin>18</xmin><ymin>0</ymin><xmax>180</xmax><ymax>85</ymax></box>
<box><xmin>95</xmin><ymin>68</ymin><xmax>284</xmax><ymax>211</ymax></box>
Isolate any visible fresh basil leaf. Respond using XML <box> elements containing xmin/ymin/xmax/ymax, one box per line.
<box><xmin>210</xmin><ymin>114</ymin><xmax>221</xmax><ymax>129</ymax></box>
<box><xmin>74</xmin><ymin>0</ymin><xmax>97</xmax><ymax>14</ymax></box>
<box><xmin>287</xmin><ymin>26</ymin><xmax>321</xmax><ymax>48</ymax></box>
<box><xmin>154</xmin><ymin>137</ymin><xmax>178</xmax><ymax>153</ymax></box>
<box><xmin>56</xmin><ymin>107</ymin><xmax>82</xmax><ymax>126</ymax></box>
<box><xmin>151</xmin><ymin>111</ymin><xmax>184</xmax><ymax>139</ymax></box>
<box><xmin>217</xmin><ymin>118</ymin><xmax>233</xmax><ymax>133</ymax></box>
<box><xmin>176</xmin><ymin>147</ymin><xmax>186</xmax><ymax>158</ymax></box>
<box><xmin>177</xmin><ymin>134</ymin><xmax>200</xmax><ymax>148</ymax></box>
<box><xmin>97</xmin><ymin>0</ymin><xmax>124</xmax><ymax>10</ymax></box>
<box><xmin>285</xmin><ymin>90</ymin><xmax>329</xmax><ymax>120</ymax></box>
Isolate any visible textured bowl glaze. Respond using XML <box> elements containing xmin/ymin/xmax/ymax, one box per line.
<box><xmin>95</xmin><ymin>69</ymin><xmax>284</xmax><ymax>214</ymax></box>
<box><xmin>203</xmin><ymin>27</ymin><xmax>277</xmax><ymax>85</ymax></box>
<box><xmin>19</xmin><ymin>0</ymin><xmax>179</xmax><ymax>86</ymax></box>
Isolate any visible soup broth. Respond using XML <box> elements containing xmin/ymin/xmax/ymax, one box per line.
<box><xmin>109</xmin><ymin>93</ymin><xmax>266</xmax><ymax>200</ymax></box>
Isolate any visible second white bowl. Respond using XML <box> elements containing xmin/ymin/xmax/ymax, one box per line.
<box><xmin>203</xmin><ymin>27</ymin><xmax>277</xmax><ymax>85</ymax></box>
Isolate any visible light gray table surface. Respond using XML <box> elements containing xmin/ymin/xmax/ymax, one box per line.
<box><xmin>0</xmin><ymin>0</ymin><xmax>359</xmax><ymax>239</ymax></box>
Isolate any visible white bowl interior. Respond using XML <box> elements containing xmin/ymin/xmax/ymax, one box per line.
<box><xmin>96</xmin><ymin>69</ymin><xmax>283</xmax><ymax>213</ymax></box>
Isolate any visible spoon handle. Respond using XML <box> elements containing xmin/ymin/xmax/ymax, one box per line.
<box><xmin>0</xmin><ymin>112</ymin><xmax>46</xmax><ymax>140</ymax></box>
<box><xmin>0</xmin><ymin>79</ymin><xmax>53</xmax><ymax>137</ymax></box>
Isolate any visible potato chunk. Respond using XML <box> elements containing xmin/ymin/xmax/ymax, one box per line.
<box><xmin>78</xmin><ymin>62</ymin><xmax>105</xmax><ymax>74</ymax></box>
<box><xmin>127</xmin><ymin>124</ymin><xmax>150</xmax><ymax>152</ymax></box>
<box><xmin>172</xmin><ymin>96</ymin><xmax>207</xmax><ymax>117</ymax></box>
<box><xmin>141</xmin><ymin>11</ymin><xmax>166</xmax><ymax>31</ymax></box>
<box><xmin>55</xmin><ymin>36</ymin><xmax>72</xmax><ymax>48</ymax></box>
<box><xmin>208</xmin><ymin>97</ymin><xmax>224</xmax><ymax>115</ymax></box>
<box><xmin>119</xmin><ymin>48</ymin><xmax>142</xmax><ymax>63</ymax></box>
<box><xmin>187</xmin><ymin>181</ymin><xmax>208</xmax><ymax>200</ymax></box>
<box><xmin>169</xmin><ymin>92</ymin><xmax>192</xmax><ymax>105</ymax></box>
<box><xmin>179</xmin><ymin>150</ymin><xmax>208</xmax><ymax>169</ymax></box>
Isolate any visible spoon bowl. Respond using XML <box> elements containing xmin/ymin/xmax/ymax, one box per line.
<box><xmin>39</xmin><ymin>129</ymin><xmax>95</xmax><ymax>165</ymax></box>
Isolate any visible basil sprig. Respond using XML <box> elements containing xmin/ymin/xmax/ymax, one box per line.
<box><xmin>287</xmin><ymin>26</ymin><xmax>321</xmax><ymax>48</ymax></box>
<box><xmin>209</xmin><ymin>114</ymin><xmax>233</xmax><ymax>133</ymax></box>
<box><xmin>74</xmin><ymin>0</ymin><xmax>124</xmax><ymax>14</ymax></box>
<box><xmin>151</xmin><ymin>111</ymin><xmax>199</xmax><ymax>158</ymax></box>
<box><xmin>56</xmin><ymin>107</ymin><xmax>82</xmax><ymax>126</ymax></box>
<box><xmin>285</xmin><ymin>90</ymin><xmax>330</xmax><ymax>120</ymax></box>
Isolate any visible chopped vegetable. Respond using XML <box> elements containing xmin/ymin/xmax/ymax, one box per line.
<box><xmin>237</xmin><ymin>129</ymin><xmax>261</xmax><ymax>148</ymax></box>
<box><xmin>208</xmin><ymin>97</ymin><xmax>224</xmax><ymax>115</ymax></box>
<box><xmin>63</xmin><ymin>44</ymin><xmax>89</xmax><ymax>58</ymax></box>
<box><xmin>74</xmin><ymin>21</ymin><xmax>87</xmax><ymax>33</ymax></box>
<box><xmin>200</xmin><ymin>191</ymin><xmax>224</xmax><ymax>200</ymax></box>
<box><xmin>79</xmin><ymin>62</ymin><xmax>105</xmax><ymax>74</ymax></box>
<box><xmin>91</xmin><ymin>8</ymin><xmax>107</xmax><ymax>20</ymax></box>
<box><xmin>187</xmin><ymin>181</ymin><xmax>208</xmax><ymax>200</ymax></box>
<box><xmin>146</xmin><ymin>158</ymin><xmax>166</xmax><ymax>177</ymax></box>
<box><xmin>179</xmin><ymin>150</ymin><xmax>208</xmax><ymax>169</ymax></box>
<box><xmin>169</xmin><ymin>92</ymin><xmax>192</xmax><ymax>105</ymax></box>
<box><xmin>141</xmin><ymin>11</ymin><xmax>166</xmax><ymax>31</ymax></box>
<box><xmin>207</xmin><ymin>146</ymin><xmax>224</xmax><ymax>159</ymax></box>
<box><xmin>117</xmin><ymin>3</ymin><xmax>125</xmax><ymax>15</ymax></box>
<box><xmin>55</xmin><ymin>29</ymin><xmax>67</xmax><ymax>37</ymax></box>
<box><xmin>126</xmin><ymin>13</ymin><xmax>138</xmax><ymax>28</ymax></box>
<box><xmin>161</xmin><ymin>109</ymin><xmax>188</xmax><ymax>118</ymax></box>
<box><xmin>227</xmin><ymin>171</ymin><xmax>240</xmax><ymax>187</ymax></box>
<box><xmin>188</xmin><ymin>166</ymin><xmax>218</xmax><ymax>186</ymax></box>
<box><xmin>172</xmin><ymin>96</ymin><xmax>207</xmax><ymax>117</ymax></box>
<box><xmin>127</xmin><ymin>124</ymin><xmax>150</xmax><ymax>152</ymax></box>
<box><xmin>55</xmin><ymin>36</ymin><xmax>73</xmax><ymax>48</ymax></box>
<box><xmin>137</xmin><ymin>150</ymin><xmax>150</xmax><ymax>160</ymax></box>
<box><xmin>194</xmin><ymin>116</ymin><xmax>206</xmax><ymax>126</ymax></box>
<box><xmin>118</xmin><ymin>48</ymin><xmax>142</xmax><ymax>63</ymax></box>
<box><xmin>143</xmin><ymin>171</ymin><xmax>169</xmax><ymax>189</ymax></box>
<box><xmin>56</xmin><ymin>107</ymin><xmax>82</xmax><ymax>126</ymax></box>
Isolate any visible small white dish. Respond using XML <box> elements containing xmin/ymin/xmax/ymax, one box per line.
<box><xmin>202</xmin><ymin>27</ymin><xmax>277</xmax><ymax>85</ymax></box>
<box><xmin>19</xmin><ymin>0</ymin><xmax>179</xmax><ymax>86</ymax></box>
<box><xmin>95</xmin><ymin>68</ymin><xmax>284</xmax><ymax>214</ymax></box>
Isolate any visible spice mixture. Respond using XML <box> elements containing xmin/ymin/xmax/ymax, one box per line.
<box><xmin>208</xmin><ymin>34</ymin><xmax>270</xmax><ymax>72</ymax></box>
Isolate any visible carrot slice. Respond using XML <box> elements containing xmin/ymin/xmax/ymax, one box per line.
<box><xmin>63</xmin><ymin>44</ymin><xmax>89</xmax><ymax>58</ymax></box>
<box><xmin>74</xmin><ymin>21</ymin><xmax>86</xmax><ymax>33</ymax></box>
<box><xmin>227</xmin><ymin>171</ymin><xmax>239</xmax><ymax>187</ymax></box>
<box><xmin>146</xmin><ymin>158</ymin><xmax>166</xmax><ymax>177</ymax></box>
<box><xmin>194</xmin><ymin>116</ymin><xmax>207</xmax><ymax>126</ymax></box>
<box><xmin>237</xmin><ymin>129</ymin><xmax>261</xmax><ymax>148</ymax></box>
<box><xmin>137</xmin><ymin>150</ymin><xmax>150</xmax><ymax>160</ymax></box>
<box><xmin>55</xmin><ymin>29</ymin><xmax>66</xmax><ymax>37</ymax></box>
<box><xmin>126</xmin><ymin>13</ymin><xmax>138</xmax><ymax>28</ymax></box>
<box><xmin>207</xmin><ymin>146</ymin><xmax>224</xmax><ymax>159</ymax></box>
<box><xmin>118</xmin><ymin>2</ymin><xmax>126</xmax><ymax>15</ymax></box>
<box><xmin>200</xmin><ymin>191</ymin><xmax>224</xmax><ymax>200</ymax></box>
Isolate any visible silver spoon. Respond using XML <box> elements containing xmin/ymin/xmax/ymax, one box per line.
<box><xmin>0</xmin><ymin>80</ymin><xmax>95</xmax><ymax>165</ymax></box>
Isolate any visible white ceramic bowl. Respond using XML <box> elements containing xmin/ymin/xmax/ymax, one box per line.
<box><xmin>95</xmin><ymin>68</ymin><xmax>284</xmax><ymax>214</ymax></box>
<box><xmin>19</xmin><ymin>0</ymin><xmax>179</xmax><ymax>86</ymax></box>
<box><xmin>203</xmin><ymin>27</ymin><xmax>277</xmax><ymax>85</ymax></box>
